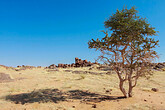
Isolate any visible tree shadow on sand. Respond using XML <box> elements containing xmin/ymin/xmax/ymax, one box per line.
<box><xmin>5</xmin><ymin>89</ymin><xmax>126</xmax><ymax>104</ymax></box>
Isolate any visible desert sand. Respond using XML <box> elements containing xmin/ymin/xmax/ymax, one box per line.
<box><xmin>0</xmin><ymin>65</ymin><xmax>165</xmax><ymax>110</ymax></box>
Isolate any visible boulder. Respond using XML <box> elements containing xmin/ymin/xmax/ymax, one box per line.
<box><xmin>58</xmin><ymin>64</ymin><xmax>64</xmax><ymax>68</ymax></box>
<box><xmin>48</xmin><ymin>64</ymin><xmax>56</xmax><ymax>69</ymax></box>
<box><xmin>151</xmin><ymin>88</ymin><xmax>158</xmax><ymax>92</ymax></box>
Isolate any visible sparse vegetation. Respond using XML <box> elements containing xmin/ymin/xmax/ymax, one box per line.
<box><xmin>0</xmin><ymin>65</ymin><xmax>164</xmax><ymax>110</ymax></box>
<box><xmin>77</xmin><ymin>74</ymin><xmax>86</xmax><ymax>80</ymax></box>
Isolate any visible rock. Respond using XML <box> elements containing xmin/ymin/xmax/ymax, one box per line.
<box><xmin>87</xmin><ymin>71</ymin><xmax>95</xmax><ymax>74</ymax></box>
<box><xmin>106</xmin><ymin>90</ymin><xmax>110</xmax><ymax>93</ymax></box>
<box><xmin>98</xmin><ymin>65</ymin><xmax>113</xmax><ymax>71</ymax></box>
<box><xmin>48</xmin><ymin>64</ymin><xmax>56</xmax><ymax>69</ymax></box>
<box><xmin>75</xmin><ymin>57</ymin><xmax>95</xmax><ymax>67</ymax></box>
<box><xmin>0</xmin><ymin>73</ymin><xmax>14</xmax><ymax>83</ymax></box>
<box><xmin>49</xmin><ymin>57</ymin><xmax>98</xmax><ymax>68</ymax></box>
<box><xmin>67</xmin><ymin>64</ymin><xmax>71</xmax><ymax>67</ymax></box>
<box><xmin>57</xmin><ymin>64</ymin><xmax>70</xmax><ymax>68</ymax></box>
<box><xmin>15</xmin><ymin>67</ymin><xmax>26</xmax><ymax>71</ymax></box>
<box><xmin>106</xmin><ymin>71</ymin><xmax>114</xmax><ymax>74</ymax></box>
<box><xmin>155</xmin><ymin>65</ymin><xmax>164</xmax><ymax>69</ymax></box>
<box><xmin>72</xmin><ymin>71</ymin><xmax>87</xmax><ymax>74</ymax></box>
<box><xmin>84</xmin><ymin>59</ymin><xmax>88</xmax><ymax>63</ymax></box>
<box><xmin>71</xmin><ymin>63</ymin><xmax>75</xmax><ymax>67</ymax></box>
<box><xmin>153</xmin><ymin>63</ymin><xmax>165</xmax><ymax>70</ymax></box>
<box><xmin>92</xmin><ymin>104</ymin><xmax>97</xmax><ymax>108</ymax></box>
<box><xmin>64</xmin><ymin>70</ymin><xmax>72</xmax><ymax>72</ymax></box>
<box><xmin>58</xmin><ymin>64</ymin><xmax>64</xmax><ymax>68</ymax></box>
<box><xmin>151</xmin><ymin>88</ymin><xmax>158</xmax><ymax>92</ymax></box>
<box><xmin>15</xmin><ymin>65</ymin><xmax>36</xmax><ymax>70</ymax></box>
<box><xmin>105</xmin><ymin>89</ymin><xmax>112</xmax><ymax>94</ymax></box>
<box><xmin>63</xmin><ymin>64</ymin><xmax>68</xmax><ymax>68</ymax></box>
<box><xmin>88</xmin><ymin>71</ymin><xmax>99</xmax><ymax>75</ymax></box>
<box><xmin>144</xmin><ymin>99</ymin><xmax>147</xmax><ymax>102</ymax></box>
<box><xmin>47</xmin><ymin>69</ymin><xmax>59</xmax><ymax>72</ymax></box>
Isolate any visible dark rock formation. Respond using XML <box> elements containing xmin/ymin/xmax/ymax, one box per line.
<box><xmin>47</xmin><ymin>57</ymin><xmax>97</xmax><ymax>69</ymax></box>
<box><xmin>15</xmin><ymin>65</ymin><xmax>36</xmax><ymax>71</ymax></box>
<box><xmin>151</xmin><ymin>88</ymin><xmax>158</xmax><ymax>92</ymax></box>
<box><xmin>48</xmin><ymin>64</ymin><xmax>57</xmax><ymax>69</ymax></box>
<box><xmin>75</xmin><ymin>57</ymin><xmax>92</xmax><ymax>67</ymax></box>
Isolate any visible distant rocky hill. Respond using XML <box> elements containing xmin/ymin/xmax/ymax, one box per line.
<box><xmin>0</xmin><ymin>59</ymin><xmax>165</xmax><ymax>71</ymax></box>
<box><xmin>47</xmin><ymin>57</ymin><xmax>99</xmax><ymax>69</ymax></box>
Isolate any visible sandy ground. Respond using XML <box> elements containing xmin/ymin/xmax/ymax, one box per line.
<box><xmin>0</xmin><ymin>66</ymin><xmax>165</xmax><ymax>110</ymax></box>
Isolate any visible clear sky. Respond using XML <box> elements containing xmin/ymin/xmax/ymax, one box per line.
<box><xmin>0</xmin><ymin>0</ymin><xmax>165</xmax><ymax>67</ymax></box>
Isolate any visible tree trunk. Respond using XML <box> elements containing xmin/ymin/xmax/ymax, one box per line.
<box><xmin>128</xmin><ymin>80</ymin><xmax>133</xmax><ymax>97</ymax></box>
<box><xmin>128</xmin><ymin>63</ymin><xmax>133</xmax><ymax>97</ymax></box>
<box><xmin>119</xmin><ymin>80</ymin><xmax>127</xmax><ymax>98</ymax></box>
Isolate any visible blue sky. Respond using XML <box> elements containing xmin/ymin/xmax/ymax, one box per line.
<box><xmin>0</xmin><ymin>0</ymin><xmax>165</xmax><ymax>67</ymax></box>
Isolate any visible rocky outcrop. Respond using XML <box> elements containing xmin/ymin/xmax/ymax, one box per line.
<box><xmin>48</xmin><ymin>64</ymin><xmax>56</xmax><ymax>69</ymax></box>
<box><xmin>153</xmin><ymin>63</ymin><xmax>165</xmax><ymax>70</ymax></box>
<box><xmin>17</xmin><ymin>65</ymin><xmax>35</xmax><ymax>69</ymax></box>
<box><xmin>15</xmin><ymin>65</ymin><xmax>36</xmax><ymax>71</ymax></box>
<box><xmin>0</xmin><ymin>73</ymin><xmax>14</xmax><ymax>83</ymax></box>
<box><xmin>47</xmin><ymin>57</ymin><xmax>98</xmax><ymax>69</ymax></box>
<box><xmin>75</xmin><ymin>57</ymin><xmax>93</xmax><ymax>67</ymax></box>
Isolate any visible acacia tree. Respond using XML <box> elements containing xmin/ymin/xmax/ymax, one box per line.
<box><xmin>88</xmin><ymin>7</ymin><xmax>159</xmax><ymax>98</ymax></box>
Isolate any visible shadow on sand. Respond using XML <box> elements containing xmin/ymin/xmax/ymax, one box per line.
<box><xmin>5</xmin><ymin>89</ymin><xmax>125</xmax><ymax>104</ymax></box>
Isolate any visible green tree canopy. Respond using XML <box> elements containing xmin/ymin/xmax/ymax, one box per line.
<box><xmin>88</xmin><ymin>7</ymin><xmax>159</xmax><ymax>97</ymax></box>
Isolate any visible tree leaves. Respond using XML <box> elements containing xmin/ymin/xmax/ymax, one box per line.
<box><xmin>88</xmin><ymin>7</ymin><xmax>159</xmax><ymax>97</ymax></box>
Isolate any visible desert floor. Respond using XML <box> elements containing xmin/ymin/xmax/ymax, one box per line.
<box><xmin>0</xmin><ymin>66</ymin><xmax>165</xmax><ymax>110</ymax></box>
